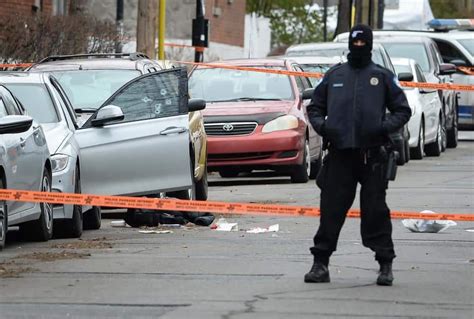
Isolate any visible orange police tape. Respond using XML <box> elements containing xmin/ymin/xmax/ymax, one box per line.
<box><xmin>0</xmin><ymin>189</ymin><xmax>473</xmax><ymax>222</ymax></box>
<box><xmin>176</xmin><ymin>60</ymin><xmax>474</xmax><ymax>92</ymax></box>
<box><xmin>0</xmin><ymin>63</ymin><xmax>33</xmax><ymax>68</ymax></box>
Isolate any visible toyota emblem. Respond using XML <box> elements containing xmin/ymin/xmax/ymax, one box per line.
<box><xmin>222</xmin><ymin>123</ymin><xmax>234</xmax><ymax>131</ymax></box>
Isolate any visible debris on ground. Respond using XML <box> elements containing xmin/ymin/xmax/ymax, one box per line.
<box><xmin>18</xmin><ymin>251</ymin><xmax>91</xmax><ymax>262</ymax></box>
<box><xmin>138</xmin><ymin>230</ymin><xmax>173</xmax><ymax>234</ymax></box>
<box><xmin>210</xmin><ymin>218</ymin><xmax>238</xmax><ymax>231</ymax></box>
<box><xmin>402</xmin><ymin>210</ymin><xmax>456</xmax><ymax>233</ymax></box>
<box><xmin>110</xmin><ymin>220</ymin><xmax>127</xmax><ymax>227</ymax></box>
<box><xmin>0</xmin><ymin>260</ymin><xmax>35</xmax><ymax>278</ymax></box>
<box><xmin>246</xmin><ymin>224</ymin><xmax>279</xmax><ymax>234</ymax></box>
<box><xmin>51</xmin><ymin>238</ymin><xmax>113</xmax><ymax>249</ymax></box>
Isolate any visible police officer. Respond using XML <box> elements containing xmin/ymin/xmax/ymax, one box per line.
<box><xmin>305</xmin><ymin>24</ymin><xmax>411</xmax><ymax>286</ymax></box>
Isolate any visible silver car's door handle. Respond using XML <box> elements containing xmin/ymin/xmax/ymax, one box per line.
<box><xmin>19</xmin><ymin>137</ymin><xmax>26</xmax><ymax>147</ymax></box>
<box><xmin>160</xmin><ymin>127</ymin><xmax>187</xmax><ymax>135</ymax></box>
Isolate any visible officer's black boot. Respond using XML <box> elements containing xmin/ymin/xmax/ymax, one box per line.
<box><xmin>376</xmin><ymin>262</ymin><xmax>393</xmax><ymax>286</ymax></box>
<box><xmin>304</xmin><ymin>259</ymin><xmax>330</xmax><ymax>283</ymax></box>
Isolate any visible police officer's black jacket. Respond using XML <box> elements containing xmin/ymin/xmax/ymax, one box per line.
<box><xmin>307</xmin><ymin>61</ymin><xmax>411</xmax><ymax>150</ymax></box>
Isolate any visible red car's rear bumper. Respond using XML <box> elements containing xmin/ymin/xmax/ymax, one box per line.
<box><xmin>207</xmin><ymin>128</ymin><xmax>305</xmax><ymax>169</ymax></box>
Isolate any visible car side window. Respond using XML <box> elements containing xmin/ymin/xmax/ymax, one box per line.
<box><xmin>0</xmin><ymin>98</ymin><xmax>9</xmax><ymax>118</ymax></box>
<box><xmin>100</xmin><ymin>70</ymin><xmax>185</xmax><ymax>125</ymax></box>
<box><xmin>292</xmin><ymin>65</ymin><xmax>306</xmax><ymax>93</ymax></box>
<box><xmin>433</xmin><ymin>39</ymin><xmax>469</xmax><ymax>65</ymax></box>
<box><xmin>415</xmin><ymin>65</ymin><xmax>426</xmax><ymax>83</ymax></box>
<box><xmin>294</xmin><ymin>65</ymin><xmax>312</xmax><ymax>89</ymax></box>
<box><xmin>0</xmin><ymin>86</ymin><xmax>22</xmax><ymax>115</ymax></box>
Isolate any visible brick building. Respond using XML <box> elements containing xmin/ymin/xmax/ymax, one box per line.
<box><xmin>0</xmin><ymin>0</ymin><xmax>72</xmax><ymax>18</ymax></box>
<box><xmin>79</xmin><ymin>0</ymin><xmax>248</xmax><ymax>60</ymax></box>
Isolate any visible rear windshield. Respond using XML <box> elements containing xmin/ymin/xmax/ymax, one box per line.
<box><xmin>300</xmin><ymin>64</ymin><xmax>334</xmax><ymax>86</ymax></box>
<box><xmin>6</xmin><ymin>83</ymin><xmax>59</xmax><ymax>123</ymax></box>
<box><xmin>189</xmin><ymin>67</ymin><xmax>294</xmax><ymax>103</ymax></box>
<box><xmin>52</xmin><ymin>70</ymin><xmax>141</xmax><ymax>110</ymax></box>
<box><xmin>382</xmin><ymin>43</ymin><xmax>430</xmax><ymax>72</ymax></box>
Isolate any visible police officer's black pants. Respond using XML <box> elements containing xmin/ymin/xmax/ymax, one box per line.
<box><xmin>310</xmin><ymin>148</ymin><xmax>395</xmax><ymax>265</ymax></box>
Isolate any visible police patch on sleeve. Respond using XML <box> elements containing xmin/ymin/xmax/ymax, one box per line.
<box><xmin>370</xmin><ymin>77</ymin><xmax>379</xmax><ymax>86</ymax></box>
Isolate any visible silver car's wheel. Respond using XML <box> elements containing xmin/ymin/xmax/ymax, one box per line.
<box><xmin>20</xmin><ymin>168</ymin><xmax>53</xmax><ymax>241</ymax></box>
<box><xmin>410</xmin><ymin>121</ymin><xmax>424</xmax><ymax>160</ymax></box>
<box><xmin>0</xmin><ymin>179</ymin><xmax>7</xmax><ymax>251</ymax></box>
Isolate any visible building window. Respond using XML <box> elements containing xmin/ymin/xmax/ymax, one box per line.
<box><xmin>53</xmin><ymin>0</ymin><xmax>69</xmax><ymax>16</ymax></box>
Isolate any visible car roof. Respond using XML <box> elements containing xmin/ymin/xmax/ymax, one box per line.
<box><xmin>287</xmin><ymin>42</ymin><xmax>347</xmax><ymax>52</ymax></box>
<box><xmin>0</xmin><ymin>71</ymin><xmax>45</xmax><ymax>84</ymax></box>
<box><xmin>198</xmin><ymin>58</ymin><xmax>289</xmax><ymax>67</ymax></box>
<box><xmin>280</xmin><ymin>56</ymin><xmax>343</xmax><ymax>65</ymax></box>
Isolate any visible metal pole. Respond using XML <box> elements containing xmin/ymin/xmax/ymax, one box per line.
<box><xmin>377</xmin><ymin>0</ymin><xmax>384</xmax><ymax>29</ymax></box>
<box><xmin>323</xmin><ymin>0</ymin><xmax>328</xmax><ymax>41</ymax></box>
<box><xmin>368</xmin><ymin>0</ymin><xmax>374</xmax><ymax>27</ymax></box>
<box><xmin>116</xmin><ymin>0</ymin><xmax>124</xmax><ymax>53</ymax></box>
<box><xmin>194</xmin><ymin>0</ymin><xmax>204</xmax><ymax>63</ymax></box>
<box><xmin>158</xmin><ymin>0</ymin><xmax>166</xmax><ymax>60</ymax></box>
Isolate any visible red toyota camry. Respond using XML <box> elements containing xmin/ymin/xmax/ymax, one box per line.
<box><xmin>189</xmin><ymin>59</ymin><xmax>323</xmax><ymax>183</ymax></box>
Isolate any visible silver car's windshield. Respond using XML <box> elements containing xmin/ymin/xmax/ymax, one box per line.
<box><xmin>6</xmin><ymin>83</ymin><xmax>59</xmax><ymax>123</ymax></box>
<box><xmin>189</xmin><ymin>67</ymin><xmax>294</xmax><ymax>103</ymax></box>
<box><xmin>458</xmin><ymin>39</ymin><xmax>474</xmax><ymax>57</ymax></box>
<box><xmin>382</xmin><ymin>43</ymin><xmax>430</xmax><ymax>72</ymax></box>
<box><xmin>52</xmin><ymin>70</ymin><xmax>141</xmax><ymax>110</ymax></box>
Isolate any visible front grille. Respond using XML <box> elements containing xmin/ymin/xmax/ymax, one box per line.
<box><xmin>204</xmin><ymin>122</ymin><xmax>257</xmax><ymax>136</ymax></box>
<box><xmin>209</xmin><ymin>152</ymin><xmax>273</xmax><ymax>161</ymax></box>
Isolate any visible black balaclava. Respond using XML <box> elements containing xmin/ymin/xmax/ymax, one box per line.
<box><xmin>347</xmin><ymin>24</ymin><xmax>373</xmax><ymax>68</ymax></box>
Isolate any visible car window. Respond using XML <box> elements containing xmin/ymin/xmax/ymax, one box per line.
<box><xmin>49</xmin><ymin>76</ymin><xmax>79</xmax><ymax>125</ymax></box>
<box><xmin>293</xmin><ymin>65</ymin><xmax>312</xmax><ymax>89</ymax></box>
<box><xmin>458</xmin><ymin>39</ymin><xmax>474</xmax><ymax>57</ymax></box>
<box><xmin>300</xmin><ymin>64</ymin><xmax>333</xmax><ymax>86</ymax></box>
<box><xmin>0</xmin><ymin>99</ymin><xmax>9</xmax><ymax>118</ymax></box>
<box><xmin>93</xmin><ymin>70</ymin><xmax>185</xmax><ymax>125</ymax></box>
<box><xmin>292</xmin><ymin>65</ymin><xmax>306</xmax><ymax>93</ymax></box>
<box><xmin>394</xmin><ymin>64</ymin><xmax>411</xmax><ymax>75</ymax></box>
<box><xmin>430</xmin><ymin>43</ymin><xmax>443</xmax><ymax>68</ymax></box>
<box><xmin>0</xmin><ymin>86</ymin><xmax>22</xmax><ymax>115</ymax></box>
<box><xmin>415</xmin><ymin>64</ymin><xmax>426</xmax><ymax>82</ymax></box>
<box><xmin>189</xmin><ymin>67</ymin><xmax>294</xmax><ymax>102</ymax></box>
<box><xmin>372</xmin><ymin>48</ymin><xmax>385</xmax><ymax>67</ymax></box>
<box><xmin>433</xmin><ymin>39</ymin><xmax>470</xmax><ymax>65</ymax></box>
<box><xmin>52</xmin><ymin>70</ymin><xmax>141</xmax><ymax>110</ymax></box>
<box><xmin>6</xmin><ymin>84</ymin><xmax>60</xmax><ymax>123</ymax></box>
<box><xmin>382</xmin><ymin>43</ymin><xmax>431</xmax><ymax>72</ymax></box>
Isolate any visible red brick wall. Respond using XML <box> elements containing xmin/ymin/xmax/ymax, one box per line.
<box><xmin>0</xmin><ymin>0</ymin><xmax>53</xmax><ymax>21</ymax></box>
<box><xmin>205</xmin><ymin>0</ymin><xmax>246</xmax><ymax>47</ymax></box>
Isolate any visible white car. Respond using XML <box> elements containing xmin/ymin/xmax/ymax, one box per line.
<box><xmin>2</xmin><ymin>72</ymin><xmax>99</xmax><ymax>238</ymax></box>
<box><xmin>279</xmin><ymin>56</ymin><xmax>343</xmax><ymax>86</ymax></box>
<box><xmin>392</xmin><ymin>58</ymin><xmax>443</xmax><ymax>159</ymax></box>
<box><xmin>0</xmin><ymin>85</ymin><xmax>52</xmax><ymax>250</ymax></box>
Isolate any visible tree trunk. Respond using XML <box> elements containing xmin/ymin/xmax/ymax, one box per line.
<box><xmin>335</xmin><ymin>0</ymin><xmax>351</xmax><ymax>37</ymax></box>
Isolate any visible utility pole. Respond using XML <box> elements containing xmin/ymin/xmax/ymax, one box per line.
<box><xmin>377</xmin><ymin>0</ymin><xmax>384</xmax><ymax>29</ymax></box>
<box><xmin>323</xmin><ymin>0</ymin><xmax>328</xmax><ymax>41</ymax></box>
<box><xmin>157</xmin><ymin>0</ymin><xmax>166</xmax><ymax>60</ymax></box>
<box><xmin>137</xmin><ymin>0</ymin><xmax>157</xmax><ymax>58</ymax></box>
<box><xmin>193</xmin><ymin>0</ymin><xmax>208</xmax><ymax>63</ymax></box>
<box><xmin>116</xmin><ymin>0</ymin><xmax>124</xmax><ymax>53</ymax></box>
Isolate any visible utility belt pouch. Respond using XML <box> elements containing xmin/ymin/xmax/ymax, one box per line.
<box><xmin>385</xmin><ymin>150</ymin><xmax>399</xmax><ymax>181</ymax></box>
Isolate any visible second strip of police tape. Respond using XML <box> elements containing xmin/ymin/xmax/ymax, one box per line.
<box><xmin>0</xmin><ymin>189</ymin><xmax>472</xmax><ymax>222</ymax></box>
<box><xmin>175</xmin><ymin>60</ymin><xmax>474</xmax><ymax>92</ymax></box>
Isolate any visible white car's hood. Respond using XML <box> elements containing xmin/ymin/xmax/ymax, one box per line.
<box><xmin>41</xmin><ymin>123</ymin><xmax>70</xmax><ymax>154</ymax></box>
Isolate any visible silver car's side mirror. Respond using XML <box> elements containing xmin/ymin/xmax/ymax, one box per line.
<box><xmin>398</xmin><ymin>72</ymin><xmax>414</xmax><ymax>82</ymax></box>
<box><xmin>188</xmin><ymin>98</ymin><xmax>206</xmax><ymax>112</ymax></box>
<box><xmin>92</xmin><ymin>105</ymin><xmax>125</xmax><ymax>127</ymax></box>
<box><xmin>0</xmin><ymin>115</ymin><xmax>33</xmax><ymax>134</ymax></box>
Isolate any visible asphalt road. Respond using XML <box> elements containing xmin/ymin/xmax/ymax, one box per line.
<box><xmin>0</xmin><ymin>137</ymin><xmax>473</xmax><ymax>318</ymax></box>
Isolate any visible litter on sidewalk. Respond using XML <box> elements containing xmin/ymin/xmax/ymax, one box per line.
<box><xmin>210</xmin><ymin>218</ymin><xmax>238</xmax><ymax>232</ymax></box>
<box><xmin>246</xmin><ymin>224</ymin><xmax>279</xmax><ymax>234</ymax></box>
<box><xmin>401</xmin><ymin>210</ymin><xmax>456</xmax><ymax>233</ymax></box>
<box><xmin>138</xmin><ymin>230</ymin><xmax>173</xmax><ymax>234</ymax></box>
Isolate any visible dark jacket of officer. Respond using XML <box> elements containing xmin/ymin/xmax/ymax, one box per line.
<box><xmin>307</xmin><ymin>61</ymin><xmax>412</xmax><ymax>150</ymax></box>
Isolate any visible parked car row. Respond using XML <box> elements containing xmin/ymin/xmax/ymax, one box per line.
<box><xmin>1</xmin><ymin>53</ymin><xmax>207</xmax><ymax>250</ymax></box>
